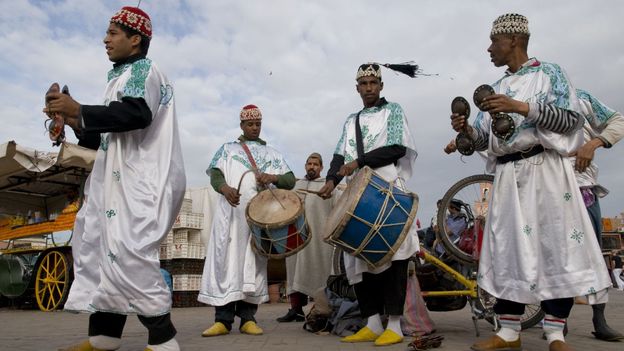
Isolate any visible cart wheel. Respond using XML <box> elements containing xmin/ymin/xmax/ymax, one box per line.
<box><xmin>35</xmin><ymin>250</ymin><xmax>70</xmax><ymax>311</ymax></box>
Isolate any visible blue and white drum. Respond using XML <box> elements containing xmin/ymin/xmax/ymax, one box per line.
<box><xmin>246</xmin><ymin>189</ymin><xmax>310</xmax><ymax>259</ymax></box>
<box><xmin>324</xmin><ymin>166</ymin><xmax>418</xmax><ymax>268</ymax></box>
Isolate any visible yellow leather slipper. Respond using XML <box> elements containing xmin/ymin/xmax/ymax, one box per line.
<box><xmin>374</xmin><ymin>329</ymin><xmax>403</xmax><ymax>346</ymax></box>
<box><xmin>201</xmin><ymin>322</ymin><xmax>230</xmax><ymax>337</ymax></box>
<box><xmin>240</xmin><ymin>321</ymin><xmax>263</xmax><ymax>335</ymax></box>
<box><xmin>58</xmin><ymin>340</ymin><xmax>106</xmax><ymax>351</ymax></box>
<box><xmin>340</xmin><ymin>327</ymin><xmax>380</xmax><ymax>343</ymax></box>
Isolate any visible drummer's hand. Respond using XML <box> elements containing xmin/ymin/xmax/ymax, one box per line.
<box><xmin>220</xmin><ymin>185</ymin><xmax>240</xmax><ymax>207</ymax></box>
<box><xmin>444</xmin><ymin>138</ymin><xmax>457</xmax><ymax>154</ymax></box>
<box><xmin>317</xmin><ymin>180</ymin><xmax>335</xmax><ymax>200</ymax></box>
<box><xmin>451</xmin><ymin>113</ymin><xmax>472</xmax><ymax>134</ymax></box>
<box><xmin>256</xmin><ymin>173</ymin><xmax>278</xmax><ymax>185</ymax></box>
<box><xmin>338</xmin><ymin>160</ymin><xmax>358</xmax><ymax>177</ymax></box>
<box><xmin>482</xmin><ymin>94</ymin><xmax>529</xmax><ymax>116</ymax></box>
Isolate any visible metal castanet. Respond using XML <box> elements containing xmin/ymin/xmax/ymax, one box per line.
<box><xmin>473</xmin><ymin>84</ymin><xmax>495</xmax><ymax>111</ymax></box>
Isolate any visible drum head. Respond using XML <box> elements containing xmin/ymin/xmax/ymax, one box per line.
<box><xmin>323</xmin><ymin>167</ymin><xmax>372</xmax><ymax>241</ymax></box>
<box><xmin>473</xmin><ymin>84</ymin><xmax>495</xmax><ymax>111</ymax></box>
<box><xmin>451</xmin><ymin>96</ymin><xmax>470</xmax><ymax>118</ymax></box>
<box><xmin>247</xmin><ymin>189</ymin><xmax>302</xmax><ymax>227</ymax></box>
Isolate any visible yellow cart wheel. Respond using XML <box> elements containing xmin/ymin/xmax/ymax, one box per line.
<box><xmin>35</xmin><ymin>250</ymin><xmax>70</xmax><ymax>311</ymax></box>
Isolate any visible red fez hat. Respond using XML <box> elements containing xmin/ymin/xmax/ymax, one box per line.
<box><xmin>240</xmin><ymin>104</ymin><xmax>262</xmax><ymax>121</ymax></box>
<box><xmin>110</xmin><ymin>6</ymin><xmax>152</xmax><ymax>39</ymax></box>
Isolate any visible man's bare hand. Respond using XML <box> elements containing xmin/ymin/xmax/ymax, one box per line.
<box><xmin>220</xmin><ymin>185</ymin><xmax>240</xmax><ymax>207</ymax></box>
<box><xmin>451</xmin><ymin>113</ymin><xmax>471</xmax><ymax>134</ymax></box>
<box><xmin>317</xmin><ymin>180</ymin><xmax>335</xmax><ymax>200</ymax></box>
<box><xmin>481</xmin><ymin>94</ymin><xmax>529</xmax><ymax>116</ymax></box>
<box><xmin>337</xmin><ymin>160</ymin><xmax>358</xmax><ymax>177</ymax></box>
<box><xmin>444</xmin><ymin>139</ymin><xmax>457</xmax><ymax>154</ymax></box>
<box><xmin>571</xmin><ymin>138</ymin><xmax>604</xmax><ymax>173</ymax></box>
<box><xmin>256</xmin><ymin>173</ymin><xmax>278</xmax><ymax>186</ymax></box>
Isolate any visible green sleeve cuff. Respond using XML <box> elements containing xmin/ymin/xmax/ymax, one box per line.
<box><xmin>210</xmin><ymin>168</ymin><xmax>226</xmax><ymax>193</ymax></box>
<box><xmin>276</xmin><ymin>171</ymin><xmax>296</xmax><ymax>190</ymax></box>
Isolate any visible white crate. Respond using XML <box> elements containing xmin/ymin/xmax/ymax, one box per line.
<box><xmin>181</xmin><ymin>198</ymin><xmax>193</xmax><ymax>213</ymax></box>
<box><xmin>173</xmin><ymin>274</ymin><xmax>202</xmax><ymax>291</ymax></box>
<box><xmin>163</xmin><ymin>231</ymin><xmax>174</xmax><ymax>245</ymax></box>
<box><xmin>173</xmin><ymin>213</ymin><xmax>203</xmax><ymax>229</ymax></box>
<box><xmin>172</xmin><ymin>229</ymin><xmax>201</xmax><ymax>244</ymax></box>
<box><xmin>159</xmin><ymin>244</ymin><xmax>172</xmax><ymax>260</ymax></box>
<box><xmin>171</xmin><ymin>242</ymin><xmax>205</xmax><ymax>259</ymax></box>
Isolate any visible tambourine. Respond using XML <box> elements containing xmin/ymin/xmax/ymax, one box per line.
<box><xmin>451</xmin><ymin>96</ymin><xmax>474</xmax><ymax>156</ymax></box>
<box><xmin>45</xmin><ymin>83</ymin><xmax>69</xmax><ymax>147</ymax></box>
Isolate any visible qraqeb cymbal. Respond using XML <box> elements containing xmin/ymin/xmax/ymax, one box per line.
<box><xmin>473</xmin><ymin>84</ymin><xmax>495</xmax><ymax>111</ymax></box>
<box><xmin>451</xmin><ymin>96</ymin><xmax>470</xmax><ymax>118</ymax></box>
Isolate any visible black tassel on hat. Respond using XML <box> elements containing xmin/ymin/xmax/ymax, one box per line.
<box><xmin>383</xmin><ymin>62</ymin><xmax>421</xmax><ymax>78</ymax></box>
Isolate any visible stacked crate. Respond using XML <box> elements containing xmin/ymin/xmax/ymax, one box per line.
<box><xmin>160</xmin><ymin>197</ymin><xmax>206</xmax><ymax>307</ymax></box>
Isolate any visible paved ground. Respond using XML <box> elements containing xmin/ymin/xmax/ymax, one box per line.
<box><xmin>1</xmin><ymin>292</ymin><xmax>623</xmax><ymax>351</ymax></box>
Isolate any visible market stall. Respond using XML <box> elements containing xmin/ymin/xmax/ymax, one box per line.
<box><xmin>0</xmin><ymin>140</ymin><xmax>95</xmax><ymax>311</ymax></box>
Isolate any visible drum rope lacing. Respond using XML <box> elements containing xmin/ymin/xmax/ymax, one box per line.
<box><xmin>341</xmin><ymin>178</ymin><xmax>414</xmax><ymax>266</ymax></box>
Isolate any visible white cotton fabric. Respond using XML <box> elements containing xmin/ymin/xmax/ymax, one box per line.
<box><xmin>474</xmin><ymin>60</ymin><xmax>611</xmax><ymax>304</ymax></box>
<box><xmin>198</xmin><ymin>141</ymin><xmax>292</xmax><ymax>306</ymax></box>
<box><xmin>65</xmin><ymin>59</ymin><xmax>186</xmax><ymax>316</ymax></box>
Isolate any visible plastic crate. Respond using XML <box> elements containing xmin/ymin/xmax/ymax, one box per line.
<box><xmin>168</xmin><ymin>258</ymin><xmax>205</xmax><ymax>275</ymax></box>
<box><xmin>172</xmin><ymin>229</ymin><xmax>201</xmax><ymax>244</ymax></box>
<box><xmin>171</xmin><ymin>243</ymin><xmax>205</xmax><ymax>259</ymax></box>
<box><xmin>172</xmin><ymin>290</ymin><xmax>205</xmax><ymax>308</ymax></box>
<box><xmin>173</xmin><ymin>213</ymin><xmax>203</xmax><ymax>229</ymax></box>
<box><xmin>181</xmin><ymin>198</ymin><xmax>193</xmax><ymax>213</ymax></box>
<box><xmin>159</xmin><ymin>244</ymin><xmax>172</xmax><ymax>260</ymax></box>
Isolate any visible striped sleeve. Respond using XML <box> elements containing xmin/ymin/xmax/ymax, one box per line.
<box><xmin>527</xmin><ymin>102</ymin><xmax>583</xmax><ymax>134</ymax></box>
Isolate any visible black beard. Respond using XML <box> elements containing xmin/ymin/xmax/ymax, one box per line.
<box><xmin>306</xmin><ymin>170</ymin><xmax>318</xmax><ymax>180</ymax></box>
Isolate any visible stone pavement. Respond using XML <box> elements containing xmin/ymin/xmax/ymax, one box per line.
<box><xmin>0</xmin><ymin>292</ymin><xmax>623</xmax><ymax>350</ymax></box>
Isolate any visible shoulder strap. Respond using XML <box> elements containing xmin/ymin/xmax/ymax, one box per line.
<box><xmin>239</xmin><ymin>142</ymin><xmax>259</xmax><ymax>171</ymax></box>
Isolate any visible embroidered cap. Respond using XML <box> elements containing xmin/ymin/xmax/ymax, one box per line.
<box><xmin>240</xmin><ymin>104</ymin><xmax>262</xmax><ymax>121</ymax></box>
<box><xmin>356</xmin><ymin>63</ymin><xmax>382</xmax><ymax>80</ymax></box>
<box><xmin>490</xmin><ymin>13</ymin><xmax>530</xmax><ymax>37</ymax></box>
<box><xmin>110</xmin><ymin>6</ymin><xmax>152</xmax><ymax>39</ymax></box>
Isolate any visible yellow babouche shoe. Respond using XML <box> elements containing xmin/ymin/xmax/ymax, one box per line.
<box><xmin>340</xmin><ymin>327</ymin><xmax>380</xmax><ymax>343</ymax></box>
<box><xmin>240</xmin><ymin>321</ymin><xmax>264</xmax><ymax>335</ymax></box>
<box><xmin>201</xmin><ymin>322</ymin><xmax>230</xmax><ymax>337</ymax></box>
<box><xmin>374</xmin><ymin>329</ymin><xmax>403</xmax><ymax>346</ymax></box>
<box><xmin>58</xmin><ymin>340</ymin><xmax>106</xmax><ymax>351</ymax></box>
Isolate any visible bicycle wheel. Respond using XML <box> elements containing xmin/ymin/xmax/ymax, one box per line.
<box><xmin>437</xmin><ymin>174</ymin><xmax>494</xmax><ymax>265</ymax></box>
<box><xmin>477</xmin><ymin>287</ymin><xmax>545</xmax><ymax>330</ymax></box>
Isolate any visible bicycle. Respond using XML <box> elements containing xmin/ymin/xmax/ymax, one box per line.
<box><xmin>433</xmin><ymin>173</ymin><xmax>544</xmax><ymax>331</ymax></box>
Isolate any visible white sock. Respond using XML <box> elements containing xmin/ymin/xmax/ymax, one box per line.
<box><xmin>147</xmin><ymin>338</ymin><xmax>180</xmax><ymax>351</ymax></box>
<box><xmin>89</xmin><ymin>335</ymin><xmax>122</xmax><ymax>350</ymax></box>
<box><xmin>496</xmin><ymin>314</ymin><xmax>521</xmax><ymax>342</ymax></box>
<box><xmin>386</xmin><ymin>315</ymin><xmax>403</xmax><ymax>336</ymax></box>
<box><xmin>366</xmin><ymin>314</ymin><xmax>384</xmax><ymax>335</ymax></box>
<box><xmin>543</xmin><ymin>315</ymin><xmax>566</xmax><ymax>344</ymax></box>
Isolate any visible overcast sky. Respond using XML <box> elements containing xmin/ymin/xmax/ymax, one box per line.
<box><xmin>2</xmin><ymin>0</ymin><xmax>623</xmax><ymax>226</ymax></box>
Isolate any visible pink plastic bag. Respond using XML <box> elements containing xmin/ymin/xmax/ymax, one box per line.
<box><xmin>401</xmin><ymin>273</ymin><xmax>436</xmax><ymax>336</ymax></box>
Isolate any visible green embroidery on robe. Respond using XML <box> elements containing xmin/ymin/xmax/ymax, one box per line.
<box><xmin>570</xmin><ymin>229</ymin><xmax>584</xmax><ymax>244</ymax></box>
<box><xmin>106</xmin><ymin>209</ymin><xmax>116</xmax><ymax>218</ymax></box>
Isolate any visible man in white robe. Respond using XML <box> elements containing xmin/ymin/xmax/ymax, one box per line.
<box><xmin>318</xmin><ymin>63</ymin><xmax>419</xmax><ymax>346</ymax></box>
<box><xmin>451</xmin><ymin>14</ymin><xmax>611</xmax><ymax>351</ymax></box>
<box><xmin>570</xmin><ymin>90</ymin><xmax>624</xmax><ymax>341</ymax></box>
<box><xmin>199</xmin><ymin>104</ymin><xmax>296</xmax><ymax>337</ymax></box>
<box><xmin>277</xmin><ymin>153</ymin><xmax>336</xmax><ymax>322</ymax></box>
<box><xmin>45</xmin><ymin>6</ymin><xmax>185</xmax><ymax>351</ymax></box>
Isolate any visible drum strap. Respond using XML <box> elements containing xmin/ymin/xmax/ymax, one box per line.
<box><xmin>240</xmin><ymin>142</ymin><xmax>259</xmax><ymax>171</ymax></box>
<box><xmin>355</xmin><ymin>112</ymin><xmax>365</xmax><ymax>158</ymax></box>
